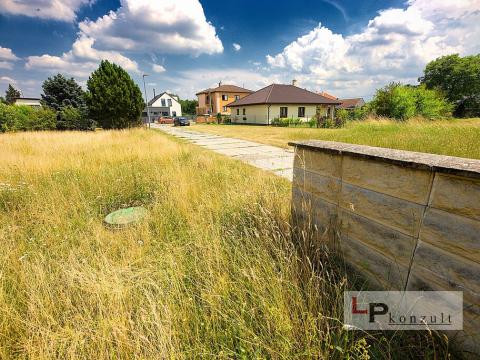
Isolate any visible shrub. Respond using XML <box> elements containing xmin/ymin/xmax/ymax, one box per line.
<box><xmin>0</xmin><ymin>103</ymin><xmax>56</xmax><ymax>132</ymax></box>
<box><xmin>307</xmin><ymin>118</ymin><xmax>317</xmax><ymax>128</ymax></box>
<box><xmin>370</xmin><ymin>82</ymin><xmax>453</xmax><ymax>120</ymax></box>
<box><xmin>58</xmin><ymin>106</ymin><xmax>96</xmax><ymax>131</ymax></box>
<box><xmin>32</xmin><ymin>107</ymin><xmax>57</xmax><ymax>131</ymax></box>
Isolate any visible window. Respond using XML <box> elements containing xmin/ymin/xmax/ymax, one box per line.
<box><xmin>161</xmin><ymin>99</ymin><xmax>166</xmax><ymax>107</ymax></box>
<box><xmin>280</xmin><ymin>107</ymin><xmax>288</xmax><ymax>118</ymax></box>
<box><xmin>167</xmin><ymin>99</ymin><xmax>172</xmax><ymax>107</ymax></box>
<box><xmin>222</xmin><ymin>94</ymin><xmax>228</xmax><ymax>101</ymax></box>
<box><xmin>242</xmin><ymin>108</ymin><xmax>246</xmax><ymax>115</ymax></box>
<box><xmin>235</xmin><ymin>95</ymin><xmax>240</xmax><ymax>100</ymax></box>
<box><xmin>298</xmin><ymin>107</ymin><xmax>305</xmax><ymax>117</ymax></box>
<box><xmin>172</xmin><ymin>111</ymin><xmax>177</xmax><ymax>117</ymax></box>
<box><xmin>236</xmin><ymin>108</ymin><xmax>240</xmax><ymax>115</ymax></box>
<box><xmin>206</xmin><ymin>95</ymin><xmax>210</xmax><ymax>104</ymax></box>
<box><xmin>223</xmin><ymin>106</ymin><xmax>227</xmax><ymax>112</ymax></box>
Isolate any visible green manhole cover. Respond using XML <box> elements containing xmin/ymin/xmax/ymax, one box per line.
<box><xmin>104</xmin><ymin>206</ymin><xmax>148</xmax><ymax>227</ymax></box>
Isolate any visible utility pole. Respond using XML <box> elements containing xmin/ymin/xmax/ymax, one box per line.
<box><xmin>142</xmin><ymin>74</ymin><xmax>151</xmax><ymax>128</ymax></box>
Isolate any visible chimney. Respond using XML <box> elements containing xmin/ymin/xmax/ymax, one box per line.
<box><xmin>218</xmin><ymin>81</ymin><xmax>222</xmax><ymax>87</ymax></box>
<box><xmin>153</xmin><ymin>88</ymin><xmax>156</xmax><ymax>97</ymax></box>
<box><xmin>292</xmin><ymin>79</ymin><xmax>298</xmax><ymax>87</ymax></box>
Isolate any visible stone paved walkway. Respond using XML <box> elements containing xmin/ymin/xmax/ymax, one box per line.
<box><xmin>152</xmin><ymin>124</ymin><xmax>294</xmax><ymax>181</ymax></box>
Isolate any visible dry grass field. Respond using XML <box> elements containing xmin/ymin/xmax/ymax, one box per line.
<box><xmin>193</xmin><ymin>118</ymin><xmax>480</xmax><ymax>159</ymax></box>
<box><xmin>0</xmin><ymin>129</ymin><xmax>458</xmax><ymax>358</ymax></box>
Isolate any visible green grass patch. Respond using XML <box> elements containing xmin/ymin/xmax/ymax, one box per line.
<box><xmin>193</xmin><ymin>118</ymin><xmax>480</xmax><ymax>159</ymax></box>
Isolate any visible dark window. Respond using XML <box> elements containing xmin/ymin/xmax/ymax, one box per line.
<box><xmin>172</xmin><ymin>111</ymin><xmax>177</xmax><ymax>116</ymax></box>
<box><xmin>222</xmin><ymin>94</ymin><xmax>228</xmax><ymax>101</ymax></box>
<box><xmin>206</xmin><ymin>95</ymin><xmax>210</xmax><ymax>104</ymax></box>
<box><xmin>236</xmin><ymin>108</ymin><xmax>240</xmax><ymax>115</ymax></box>
<box><xmin>298</xmin><ymin>107</ymin><xmax>305</xmax><ymax>117</ymax></box>
<box><xmin>161</xmin><ymin>99</ymin><xmax>166</xmax><ymax>106</ymax></box>
<box><xmin>235</xmin><ymin>95</ymin><xmax>240</xmax><ymax>100</ymax></box>
<box><xmin>167</xmin><ymin>99</ymin><xmax>172</xmax><ymax>107</ymax></box>
<box><xmin>280</xmin><ymin>107</ymin><xmax>288</xmax><ymax>118</ymax></box>
<box><xmin>242</xmin><ymin>108</ymin><xmax>246</xmax><ymax>115</ymax></box>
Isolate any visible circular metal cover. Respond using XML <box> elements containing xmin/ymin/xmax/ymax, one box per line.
<box><xmin>104</xmin><ymin>206</ymin><xmax>147</xmax><ymax>227</ymax></box>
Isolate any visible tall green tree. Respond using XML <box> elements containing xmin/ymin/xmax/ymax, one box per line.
<box><xmin>5</xmin><ymin>84</ymin><xmax>21</xmax><ymax>104</ymax></box>
<box><xmin>419</xmin><ymin>54</ymin><xmax>480</xmax><ymax>117</ymax></box>
<box><xmin>85</xmin><ymin>60</ymin><xmax>144</xmax><ymax>129</ymax></box>
<box><xmin>41</xmin><ymin>74</ymin><xmax>86</xmax><ymax>111</ymax></box>
<box><xmin>179</xmin><ymin>99</ymin><xmax>198</xmax><ymax>115</ymax></box>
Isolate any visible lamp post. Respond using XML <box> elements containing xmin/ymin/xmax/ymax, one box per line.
<box><xmin>142</xmin><ymin>74</ymin><xmax>151</xmax><ymax>128</ymax></box>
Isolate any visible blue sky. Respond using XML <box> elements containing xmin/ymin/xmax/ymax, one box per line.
<box><xmin>0</xmin><ymin>0</ymin><xmax>479</xmax><ymax>100</ymax></box>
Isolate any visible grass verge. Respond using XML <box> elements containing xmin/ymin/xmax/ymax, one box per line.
<box><xmin>0</xmin><ymin>129</ymin><xmax>457</xmax><ymax>358</ymax></box>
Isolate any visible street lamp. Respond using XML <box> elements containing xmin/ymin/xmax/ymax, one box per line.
<box><xmin>142</xmin><ymin>74</ymin><xmax>151</xmax><ymax>128</ymax></box>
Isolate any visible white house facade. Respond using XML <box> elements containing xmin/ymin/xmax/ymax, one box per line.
<box><xmin>143</xmin><ymin>92</ymin><xmax>182</xmax><ymax>121</ymax></box>
<box><xmin>228</xmin><ymin>84</ymin><xmax>341</xmax><ymax>125</ymax></box>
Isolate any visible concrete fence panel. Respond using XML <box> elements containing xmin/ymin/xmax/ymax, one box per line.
<box><xmin>290</xmin><ymin>140</ymin><xmax>480</xmax><ymax>354</ymax></box>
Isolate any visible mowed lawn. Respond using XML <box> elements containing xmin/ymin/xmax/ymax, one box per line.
<box><xmin>192</xmin><ymin>118</ymin><xmax>480</xmax><ymax>159</ymax></box>
<box><xmin>0</xmin><ymin>130</ymin><xmax>456</xmax><ymax>359</ymax></box>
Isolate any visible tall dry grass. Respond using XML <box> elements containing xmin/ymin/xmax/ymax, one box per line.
<box><xmin>0</xmin><ymin>129</ymin><xmax>456</xmax><ymax>358</ymax></box>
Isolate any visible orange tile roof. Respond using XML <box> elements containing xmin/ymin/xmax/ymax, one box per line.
<box><xmin>318</xmin><ymin>91</ymin><xmax>338</xmax><ymax>100</ymax></box>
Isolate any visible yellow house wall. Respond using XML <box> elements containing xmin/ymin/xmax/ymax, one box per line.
<box><xmin>197</xmin><ymin>91</ymin><xmax>251</xmax><ymax>115</ymax></box>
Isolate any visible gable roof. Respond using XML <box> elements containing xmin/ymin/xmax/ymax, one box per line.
<box><xmin>148</xmin><ymin>92</ymin><xmax>178</xmax><ymax>106</ymax></box>
<box><xmin>227</xmin><ymin>84</ymin><xmax>342</xmax><ymax>107</ymax></box>
<box><xmin>196</xmin><ymin>84</ymin><xmax>253</xmax><ymax>95</ymax></box>
<box><xmin>338</xmin><ymin>98</ymin><xmax>365</xmax><ymax>109</ymax></box>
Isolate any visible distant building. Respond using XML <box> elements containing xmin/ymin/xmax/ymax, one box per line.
<box><xmin>143</xmin><ymin>92</ymin><xmax>182</xmax><ymax>122</ymax></box>
<box><xmin>14</xmin><ymin>98</ymin><xmax>41</xmax><ymax>107</ymax></box>
<box><xmin>338</xmin><ymin>98</ymin><xmax>365</xmax><ymax>110</ymax></box>
<box><xmin>318</xmin><ymin>91</ymin><xmax>339</xmax><ymax>100</ymax></box>
<box><xmin>196</xmin><ymin>83</ymin><xmax>253</xmax><ymax>116</ymax></box>
<box><xmin>228</xmin><ymin>83</ymin><xmax>341</xmax><ymax>125</ymax></box>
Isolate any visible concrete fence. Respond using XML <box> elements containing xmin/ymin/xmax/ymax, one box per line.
<box><xmin>290</xmin><ymin>140</ymin><xmax>479</xmax><ymax>353</ymax></box>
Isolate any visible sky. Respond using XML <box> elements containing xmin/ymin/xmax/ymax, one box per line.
<box><xmin>0</xmin><ymin>0</ymin><xmax>479</xmax><ymax>101</ymax></box>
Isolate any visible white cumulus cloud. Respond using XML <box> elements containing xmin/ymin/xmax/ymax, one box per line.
<box><xmin>0</xmin><ymin>46</ymin><xmax>19</xmax><ymax>61</ymax></box>
<box><xmin>162</xmin><ymin>68</ymin><xmax>279</xmax><ymax>99</ymax></box>
<box><xmin>26</xmin><ymin>35</ymin><xmax>139</xmax><ymax>77</ymax></box>
<box><xmin>25</xmin><ymin>0</ymin><xmax>222</xmax><ymax>80</ymax></box>
<box><xmin>233</xmin><ymin>43</ymin><xmax>241</xmax><ymax>51</ymax></box>
<box><xmin>79</xmin><ymin>0</ymin><xmax>223</xmax><ymax>56</ymax></box>
<box><xmin>266</xmin><ymin>0</ymin><xmax>480</xmax><ymax>98</ymax></box>
<box><xmin>0</xmin><ymin>76</ymin><xmax>16</xmax><ymax>83</ymax></box>
<box><xmin>152</xmin><ymin>64</ymin><xmax>166</xmax><ymax>73</ymax></box>
<box><xmin>0</xmin><ymin>0</ymin><xmax>94</xmax><ymax>22</ymax></box>
<box><xmin>0</xmin><ymin>46</ymin><xmax>19</xmax><ymax>69</ymax></box>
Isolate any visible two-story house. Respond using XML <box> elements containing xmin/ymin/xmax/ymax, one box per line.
<box><xmin>196</xmin><ymin>83</ymin><xmax>253</xmax><ymax>117</ymax></box>
<box><xmin>143</xmin><ymin>92</ymin><xmax>182</xmax><ymax>122</ymax></box>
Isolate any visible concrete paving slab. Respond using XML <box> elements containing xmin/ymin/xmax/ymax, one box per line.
<box><xmin>152</xmin><ymin>124</ymin><xmax>293</xmax><ymax>181</ymax></box>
